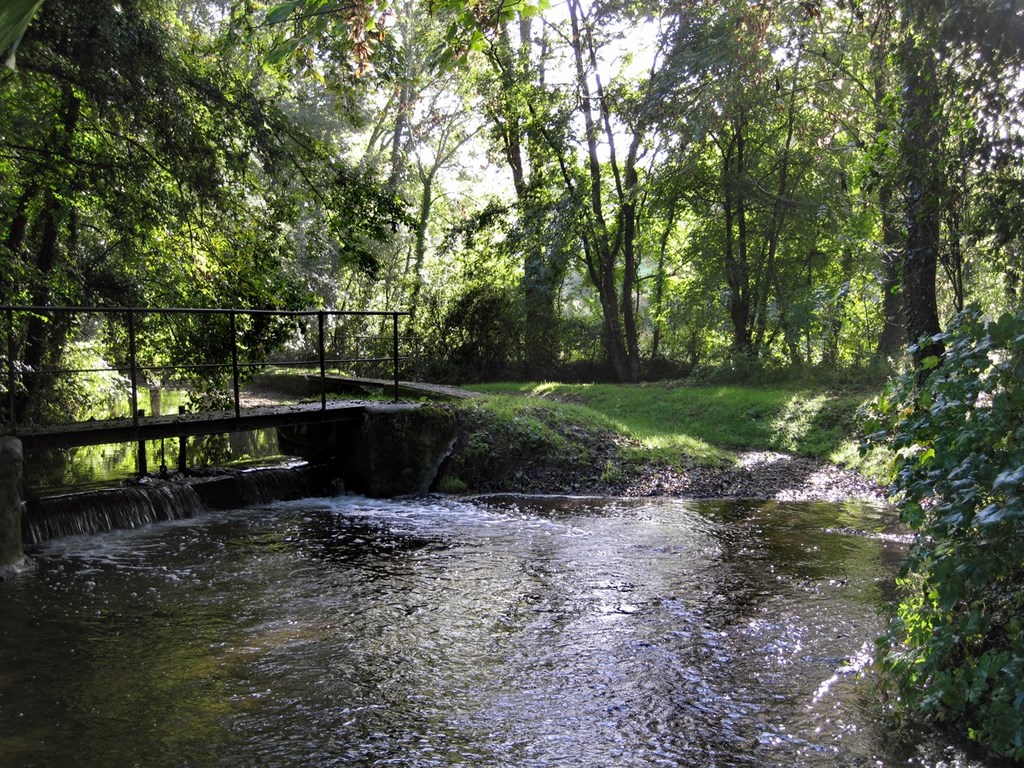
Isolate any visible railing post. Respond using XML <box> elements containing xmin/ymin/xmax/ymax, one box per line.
<box><xmin>136</xmin><ymin>409</ymin><xmax>147</xmax><ymax>475</ymax></box>
<box><xmin>392</xmin><ymin>311</ymin><xmax>400</xmax><ymax>403</ymax></box>
<box><xmin>318</xmin><ymin>311</ymin><xmax>326</xmax><ymax>411</ymax></box>
<box><xmin>230</xmin><ymin>310</ymin><xmax>241</xmax><ymax>419</ymax></box>
<box><xmin>128</xmin><ymin>310</ymin><xmax>140</xmax><ymax>428</ymax></box>
<box><xmin>178</xmin><ymin>405</ymin><xmax>187</xmax><ymax>472</ymax></box>
<box><xmin>6</xmin><ymin>309</ymin><xmax>15</xmax><ymax>429</ymax></box>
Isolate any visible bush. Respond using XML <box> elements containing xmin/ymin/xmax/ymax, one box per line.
<box><xmin>414</xmin><ymin>283</ymin><xmax>524</xmax><ymax>384</ymax></box>
<box><xmin>864</xmin><ymin>308</ymin><xmax>1024</xmax><ymax>761</ymax></box>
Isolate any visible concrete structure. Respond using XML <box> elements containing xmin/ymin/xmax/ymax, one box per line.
<box><xmin>278</xmin><ymin>403</ymin><xmax>458</xmax><ymax>497</ymax></box>
<box><xmin>0</xmin><ymin>437</ymin><xmax>30</xmax><ymax>577</ymax></box>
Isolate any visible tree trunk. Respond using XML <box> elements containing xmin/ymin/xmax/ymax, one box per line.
<box><xmin>567</xmin><ymin>0</ymin><xmax>637</xmax><ymax>382</ymax></box>
<box><xmin>15</xmin><ymin>86</ymin><xmax>81</xmax><ymax>422</ymax></box>
<box><xmin>822</xmin><ymin>246</ymin><xmax>854</xmax><ymax>367</ymax></box>
<box><xmin>619</xmin><ymin>133</ymin><xmax>643</xmax><ymax>382</ymax></box>
<box><xmin>650</xmin><ymin>199</ymin><xmax>677</xmax><ymax>360</ymax></box>
<box><xmin>764</xmin><ymin>47</ymin><xmax>805</xmax><ymax>367</ymax></box>
<box><xmin>898</xmin><ymin>6</ymin><xmax>945</xmax><ymax>377</ymax></box>
<box><xmin>723</xmin><ymin>127</ymin><xmax>752</xmax><ymax>355</ymax></box>
<box><xmin>490</xmin><ymin>18</ymin><xmax>562</xmax><ymax>379</ymax></box>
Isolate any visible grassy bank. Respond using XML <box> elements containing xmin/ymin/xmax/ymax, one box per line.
<box><xmin>433</xmin><ymin>381</ymin><xmax>887</xmax><ymax>494</ymax></box>
<box><xmin>470</xmin><ymin>381</ymin><xmax>879</xmax><ymax>465</ymax></box>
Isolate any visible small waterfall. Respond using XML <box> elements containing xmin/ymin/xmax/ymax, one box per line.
<box><xmin>23</xmin><ymin>462</ymin><xmax>324</xmax><ymax>545</ymax></box>
<box><xmin>23</xmin><ymin>483</ymin><xmax>204</xmax><ymax>545</ymax></box>
<box><xmin>236</xmin><ymin>463</ymin><xmax>316</xmax><ymax>505</ymax></box>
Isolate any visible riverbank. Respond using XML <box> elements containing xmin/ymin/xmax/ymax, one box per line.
<box><xmin>434</xmin><ymin>388</ymin><xmax>888</xmax><ymax>504</ymax></box>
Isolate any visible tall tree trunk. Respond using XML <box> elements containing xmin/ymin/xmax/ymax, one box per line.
<box><xmin>822</xmin><ymin>246</ymin><xmax>855</xmax><ymax>367</ymax></box>
<box><xmin>567</xmin><ymin>0</ymin><xmax>636</xmax><ymax>382</ymax></box>
<box><xmin>876</xmin><ymin>183</ymin><xmax>907</xmax><ymax>358</ymax></box>
<box><xmin>408</xmin><ymin>166</ymin><xmax>436</xmax><ymax>321</ymax></box>
<box><xmin>619</xmin><ymin>133</ymin><xmax>643</xmax><ymax>381</ymax></box>
<box><xmin>723</xmin><ymin>126</ymin><xmax>752</xmax><ymax>355</ymax></box>
<box><xmin>650</xmin><ymin>198</ymin><xmax>677</xmax><ymax>360</ymax></box>
<box><xmin>490</xmin><ymin>18</ymin><xmax>562</xmax><ymax>379</ymax></box>
<box><xmin>15</xmin><ymin>86</ymin><xmax>81</xmax><ymax>422</ymax></box>
<box><xmin>764</xmin><ymin>44</ymin><xmax>805</xmax><ymax>366</ymax></box>
<box><xmin>898</xmin><ymin>5</ymin><xmax>945</xmax><ymax>378</ymax></box>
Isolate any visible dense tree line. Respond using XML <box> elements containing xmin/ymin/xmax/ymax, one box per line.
<box><xmin>4</xmin><ymin>0</ymin><xmax>1024</xmax><ymax>392</ymax></box>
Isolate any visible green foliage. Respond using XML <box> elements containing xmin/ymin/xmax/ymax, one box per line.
<box><xmin>0</xmin><ymin>0</ymin><xmax>43</xmax><ymax>67</ymax></box>
<box><xmin>1</xmin><ymin>0</ymin><xmax>407</xmax><ymax>423</ymax></box>
<box><xmin>864</xmin><ymin>307</ymin><xmax>1024</xmax><ymax>761</ymax></box>
<box><xmin>412</xmin><ymin>203</ymin><xmax>525</xmax><ymax>382</ymax></box>
<box><xmin>471</xmin><ymin>381</ymin><xmax>876</xmax><ymax>468</ymax></box>
<box><xmin>263</xmin><ymin>0</ymin><xmax>549</xmax><ymax>75</ymax></box>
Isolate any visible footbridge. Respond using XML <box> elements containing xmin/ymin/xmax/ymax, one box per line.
<box><xmin>1</xmin><ymin>305</ymin><xmax>469</xmax><ymax>572</ymax></box>
<box><xmin>1</xmin><ymin>305</ymin><xmax>417</xmax><ymax>458</ymax></box>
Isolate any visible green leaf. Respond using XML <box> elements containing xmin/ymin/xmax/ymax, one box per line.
<box><xmin>265</xmin><ymin>1</ymin><xmax>299</xmax><ymax>26</ymax></box>
<box><xmin>921</xmin><ymin>354</ymin><xmax>942</xmax><ymax>370</ymax></box>
<box><xmin>976</xmin><ymin>503</ymin><xmax>1003</xmax><ymax>526</ymax></box>
<box><xmin>994</xmin><ymin>466</ymin><xmax>1024</xmax><ymax>493</ymax></box>
<box><xmin>0</xmin><ymin>0</ymin><xmax>46</xmax><ymax>68</ymax></box>
<box><xmin>266</xmin><ymin>37</ymin><xmax>302</xmax><ymax>65</ymax></box>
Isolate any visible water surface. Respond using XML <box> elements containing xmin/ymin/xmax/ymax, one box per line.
<box><xmin>0</xmin><ymin>494</ymin><xmax>988</xmax><ymax>767</ymax></box>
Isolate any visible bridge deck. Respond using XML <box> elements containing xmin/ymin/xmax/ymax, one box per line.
<box><xmin>6</xmin><ymin>400</ymin><xmax>372</xmax><ymax>450</ymax></box>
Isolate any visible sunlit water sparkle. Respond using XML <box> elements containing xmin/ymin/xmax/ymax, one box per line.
<box><xmin>0</xmin><ymin>494</ymin><xmax>995</xmax><ymax>767</ymax></box>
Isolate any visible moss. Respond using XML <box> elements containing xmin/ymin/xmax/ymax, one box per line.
<box><xmin>435</xmin><ymin>396</ymin><xmax>633</xmax><ymax>494</ymax></box>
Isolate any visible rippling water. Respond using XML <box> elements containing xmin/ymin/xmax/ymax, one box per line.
<box><xmin>0</xmin><ymin>495</ymin><xmax>993</xmax><ymax>767</ymax></box>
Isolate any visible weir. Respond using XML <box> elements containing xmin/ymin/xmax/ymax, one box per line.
<box><xmin>20</xmin><ymin>462</ymin><xmax>324</xmax><ymax>545</ymax></box>
<box><xmin>3</xmin><ymin>403</ymin><xmax>459</xmax><ymax>559</ymax></box>
<box><xmin>0</xmin><ymin>304</ymin><xmax>460</xmax><ymax>570</ymax></box>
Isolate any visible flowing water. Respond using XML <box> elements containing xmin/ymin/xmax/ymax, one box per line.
<box><xmin>0</xmin><ymin>494</ymin><xmax>992</xmax><ymax>767</ymax></box>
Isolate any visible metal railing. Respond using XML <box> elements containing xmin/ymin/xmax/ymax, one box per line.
<box><xmin>2</xmin><ymin>305</ymin><xmax>412</xmax><ymax>431</ymax></box>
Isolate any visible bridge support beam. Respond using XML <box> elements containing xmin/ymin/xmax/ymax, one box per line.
<box><xmin>0</xmin><ymin>437</ymin><xmax>31</xmax><ymax>579</ymax></box>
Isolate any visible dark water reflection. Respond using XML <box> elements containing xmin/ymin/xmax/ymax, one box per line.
<box><xmin>0</xmin><ymin>495</ymin><xmax>991</xmax><ymax>767</ymax></box>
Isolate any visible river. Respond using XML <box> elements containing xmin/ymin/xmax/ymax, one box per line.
<box><xmin>0</xmin><ymin>494</ymin><xmax>993</xmax><ymax>767</ymax></box>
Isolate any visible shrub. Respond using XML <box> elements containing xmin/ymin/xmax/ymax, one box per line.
<box><xmin>864</xmin><ymin>308</ymin><xmax>1024</xmax><ymax>761</ymax></box>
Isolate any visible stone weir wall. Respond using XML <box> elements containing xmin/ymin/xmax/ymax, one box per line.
<box><xmin>276</xmin><ymin>403</ymin><xmax>458</xmax><ymax>498</ymax></box>
<box><xmin>0</xmin><ymin>404</ymin><xmax>458</xmax><ymax>576</ymax></box>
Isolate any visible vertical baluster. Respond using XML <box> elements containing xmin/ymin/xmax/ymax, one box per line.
<box><xmin>392</xmin><ymin>311</ymin><xmax>400</xmax><ymax>403</ymax></box>
<box><xmin>178</xmin><ymin>405</ymin><xmax>187</xmax><ymax>472</ymax></box>
<box><xmin>128</xmin><ymin>309</ymin><xmax>139</xmax><ymax>428</ymax></box>
<box><xmin>230</xmin><ymin>310</ymin><xmax>241</xmax><ymax>419</ymax></box>
<box><xmin>318</xmin><ymin>311</ymin><xmax>326</xmax><ymax>411</ymax></box>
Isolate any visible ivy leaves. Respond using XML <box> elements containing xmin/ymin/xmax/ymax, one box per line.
<box><xmin>866</xmin><ymin>308</ymin><xmax>1024</xmax><ymax>761</ymax></box>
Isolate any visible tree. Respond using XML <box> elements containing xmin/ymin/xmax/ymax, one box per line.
<box><xmin>897</xmin><ymin>0</ymin><xmax>945</xmax><ymax>376</ymax></box>
<box><xmin>1</xmin><ymin>0</ymin><xmax>402</xmax><ymax>421</ymax></box>
<box><xmin>479</xmin><ymin>12</ymin><xmax>572</xmax><ymax>377</ymax></box>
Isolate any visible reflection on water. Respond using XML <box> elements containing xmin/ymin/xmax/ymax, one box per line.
<box><xmin>23</xmin><ymin>428</ymin><xmax>281</xmax><ymax>497</ymax></box>
<box><xmin>0</xmin><ymin>495</ymin><xmax>993</xmax><ymax>767</ymax></box>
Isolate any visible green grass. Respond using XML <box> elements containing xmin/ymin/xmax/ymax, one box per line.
<box><xmin>468</xmin><ymin>381</ymin><xmax>880</xmax><ymax>471</ymax></box>
<box><xmin>437</xmin><ymin>394</ymin><xmax>632</xmax><ymax>492</ymax></box>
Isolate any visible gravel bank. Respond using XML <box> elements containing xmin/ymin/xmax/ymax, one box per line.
<box><xmin>621</xmin><ymin>450</ymin><xmax>887</xmax><ymax>504</ymax></box>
